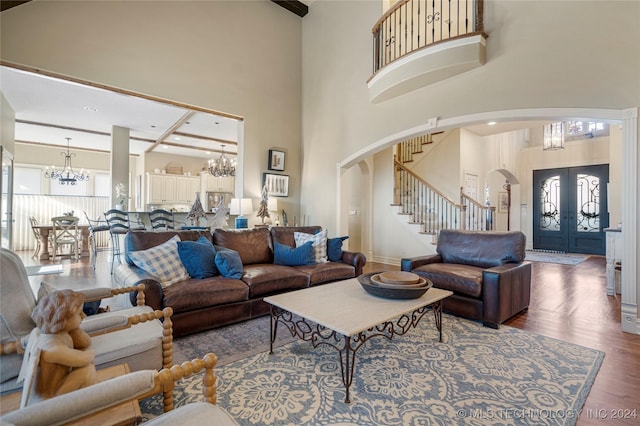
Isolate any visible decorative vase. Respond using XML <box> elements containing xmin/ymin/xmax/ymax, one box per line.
<box><xmin>115</xmin><ymin>204</ymin><xmax>124</xmax><ymax>211</ymax></box>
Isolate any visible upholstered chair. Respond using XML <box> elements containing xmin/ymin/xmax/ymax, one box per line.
<box><xmin>0</xmin><ymin>353</ymin><xmax>239</xmax><ymax>425</ymax></box>
<box><xmin>0</xmin><ymin>248</ymin><xmax>173</xmax><ymax>395</ymax></box>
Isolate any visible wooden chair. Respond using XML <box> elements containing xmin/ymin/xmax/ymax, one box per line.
<box><xmin>28</xmin><ymin>217</ymin><xmax>47</xmax><ymax>259</ymax></box>
<box><xmin>1</xmin><ymin>353</ymin><xmax>238</xmax><ymax>425</ymax></box>
<box><xmin>0</xmin><ymin>248</ymin><xmax>174</xmax><ymax>396</ymax></box>
<box><xmin>50</xmin><ymin>216</ymin><xmax>80</xmax><ymax>261</ymax></box>
<box><xmin>149</xmin><ymin>209</ymin><xmax>175</xmax><ymax>231</ymax></box>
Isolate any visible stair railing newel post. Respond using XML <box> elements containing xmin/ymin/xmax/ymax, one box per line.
<box><xmin>460</xmin><ymin>186</ymin><xmax>468</xmax><ymax>231</ymax></box>
<box><xmin>475</xmin><ymin>0</ymin><xmax>485</xmax><ymax>33</ymax></box>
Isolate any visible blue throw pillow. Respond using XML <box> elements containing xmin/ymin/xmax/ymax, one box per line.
<box><xmin>274</xmin><ymin>241</ymin><xmax>316</xmax><ymax>266</ymax></box>
<box><xmin>214</xmin><ymin>247</ymin><xmax>244</xmax><ymax>279</ymax></box>
<box><xmin>177</xmin><ymin>236</ymin><xmax>218</xmax><ymax>279</ymax></box>
<box><xmin>327</xmin><ymin>236</ymin><xmax>349</xmax><ymax>262</ymax></box>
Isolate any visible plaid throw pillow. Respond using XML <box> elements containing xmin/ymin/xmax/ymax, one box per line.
<box><xmin>294</xmin><ymin>229</ymin><xmax>328</xmax><ymax>263</ymax></box>
<box><xmin>129</xmin><ymin>235</ymin><xmax>189</xmax><ymax>287</ymax></box>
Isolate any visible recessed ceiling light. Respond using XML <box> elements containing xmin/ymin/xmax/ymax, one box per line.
<box><xmin>83</xmin><ymin>106</ymin><xmax>98</xmax><ymax>112</ymax></box>
<box><xmin>163</xmin><ymin>145</ymin><xmax>169</xmax><ymax>149</ymax></box>
<box><xmin>488</xmin><ymin>121</ymin><xmax>497</xmax><ymax>126</ymax></box>
<box><xmin>174</xmin><ymin>137</ymin><xmax>181</xmax><ymax>141</ymax></box>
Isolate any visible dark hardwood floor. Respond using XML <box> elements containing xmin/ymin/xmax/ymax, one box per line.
<box><xmin>17</xmin><ymin>251</ymin><xmax>640</xmax><ymax>425</ymax></box>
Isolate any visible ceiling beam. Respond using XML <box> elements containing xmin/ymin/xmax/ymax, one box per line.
<box><xmin>172</xmin><ymin>131</ymin><xmax>237</xmax><ymax>146</ymax></box>
<box><xmin>271</xmin><ymin>0</ymin><xmax>308</xmax><ymax>17</ymax></box>
<box><xmin>0</xmin><ymin>1</ymin><xmax>31</xmax><ymax>12</ymax></box>
<box><xmin>145</xmin><ymin>111</ymin><xmax>195</xmax><ymax>154</ymax></box>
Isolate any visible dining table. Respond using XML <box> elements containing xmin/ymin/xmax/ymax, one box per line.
<box><xmin>33</xmin><ymin>224</ymin><xmax>91</xmax><ymax>260</ymax></box>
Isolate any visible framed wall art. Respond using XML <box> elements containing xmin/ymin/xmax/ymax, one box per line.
<box><xmin>268</xmin><ymin>149</ymin><xmax>285</xmax><ymax>171</ymax></box>
<box><xmin>263</xmin><ymin>173</ymin><xmax>289</xmax><ymax>197</ymax></box>
<box><xmin>498</xmin><ymin>191</ymin><xmax>509</xmax><ymax>214</ymax></box>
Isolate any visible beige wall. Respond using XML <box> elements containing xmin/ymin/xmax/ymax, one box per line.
<box><xmin>1</xmin><ymin>0</ymin><xmax>302</xmax><ymax>228</ymax></box>
<box><xmin>0</xmin><ymin>93</ymin><xmax>15</xmax><ymax>155</ymax></box>
<box><xmin>301</xmin><ymin>0</ymin><xmax>639</xmax><ymax>236</ymax></box>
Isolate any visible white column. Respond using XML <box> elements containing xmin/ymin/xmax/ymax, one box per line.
<box><xmin>620</xmin><ymin>107</ymin><xmax>638</xmax><ymax>334</ymax></box>
<box><xmin>110</xmin><ymin>126</ymin><xmax>130</xmax><ymax>209</ymax></box>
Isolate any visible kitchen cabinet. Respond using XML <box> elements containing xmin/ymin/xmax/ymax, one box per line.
<box><xmin>147</xmin><ymin>173</ymin><xmax>200</xmax><ymax>204</ymax></box>
<box><xmin>200</xmin><ymin>172</ymin><xmax>235</xmax><ymax>194</ymax></box>
<box><xmin>176</xmin><ymin>176</ymin><xmax>200</xmax><ymax>204</ymax></box>
<box><xmin>147</xmin><ymin>173</ymin><xmax>177</xmax><ymax>204</ymax></box>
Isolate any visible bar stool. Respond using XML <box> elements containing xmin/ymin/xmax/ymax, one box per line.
<box><xmin>83</xmin><ymin>211</ymin><xmax>111</xmax><ymax>269</ymax></box>
<box><xmin>104</xmin><ymin>209</ymin><xmax>130</xmax><ymax>274</ymax></box>
<box><xmin>149</xmin><ymin>209</ymin><xmax>175</xmax><ymax>231</ymax></box>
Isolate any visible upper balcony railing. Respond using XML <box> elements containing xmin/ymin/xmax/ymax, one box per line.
<box><xmin>372</xmin><ymin>0</ymin><xmax>485</xmax><ymax>74</ymax></box>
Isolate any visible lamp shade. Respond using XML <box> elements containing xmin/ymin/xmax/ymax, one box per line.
<box><xmin>230</xmin><ymin>198</ymin><xmax>252</xmax><ymax>229</ymax></box>
<box><xmin>229</xmin><ymin>198</ymin><xmax>241</xmax><ymax>215</ymax></box>
<box><xmin>240</xmin><ymin>198</ymin><xmax>253</xmax><ymax>215</ymax></box>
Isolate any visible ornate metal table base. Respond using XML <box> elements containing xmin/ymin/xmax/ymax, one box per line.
<box><xmin>269</xmin><ymin>300</ymin><xmax>444</xmax><ymax>403</ymax></box>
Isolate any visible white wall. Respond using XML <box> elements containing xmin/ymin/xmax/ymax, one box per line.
<box><xmin>371</xmin><ymin>147</ymin><xmax>437</xmax><ymax>264</ymax></box>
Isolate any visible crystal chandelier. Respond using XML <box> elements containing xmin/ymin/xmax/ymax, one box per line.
<box><xmin>543</xmin><ymin>122</ymin><xmax>565</xmax><ymax>151</ymax></box>
<box><xmin>44</xmin><ymin>138</ymin><xmax>90</xmax><ymax>185</ymax></box>
<box><xmin>208</xmin><ymin>144</ymin><xmax>236</xmax><ymax>177</ymax></box>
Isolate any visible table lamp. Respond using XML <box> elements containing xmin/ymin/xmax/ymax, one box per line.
<box><xmin>267</xmin><ymin>198</ymin><xmax>279</xmax><ymax>226</ymax></box>
<box><xmin>230</xmin><ymin>198</ymin><xmax>252</xmax><ymax>229</ymax></box>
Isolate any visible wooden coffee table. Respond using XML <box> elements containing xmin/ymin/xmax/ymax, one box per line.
<box><xmin>264</xmin><ymin>278</ymin><xmax>453</xmax><ymax>403</ymax></box>
<box><xmin>0</xmin><ymin>364</ymin><xmax>142</xmax><ymax>425</ymax></box>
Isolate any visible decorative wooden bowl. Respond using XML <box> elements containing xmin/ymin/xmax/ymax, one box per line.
<box><xmin>358</xmin><ymin>272</ymin><xmax>432</xmax><ymax>299</ymax></box>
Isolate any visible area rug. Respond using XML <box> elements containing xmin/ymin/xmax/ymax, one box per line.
<box><xmin>141</xmin><ymin>315</ymin><xmax>603</xmax><ymax>425</ymax></box>
<box><xmin>525</xmin><ymin>251</ymin><xmax>588</xmax><ymax>265</ymax></box>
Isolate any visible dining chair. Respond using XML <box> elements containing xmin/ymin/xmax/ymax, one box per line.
<box><xmin>50</xmin><ymin>216</ymin><xmax>80</xmax><ymax>261</ymax></box>
<box><xmin>149</xmin><ymin>209</ymin><xmax>175</xmax><ymax>231</ymax></box>
<box><xmin>28</xmin><ymin>217</ymin><xmax>46</xmax><ymax>259</ymax></box>
<box><xmin>82</xmin><ymin>211</ymin><xmax>110</xmax><ymax>270</ymax></box>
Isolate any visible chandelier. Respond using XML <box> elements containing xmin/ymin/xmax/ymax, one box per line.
<box><xmin>44</xmin><ymin>138</ymin><xmax>90</xmax><ymax>185</ymax></box>
<box><xmin>208</xmin><ymin>144</ymin><xmax>236</xmax><ymax>177</ymax></box>
<box><xmin>543</xmin><ymin>122</ymin><xmax>565</xmax><ymax>151</ymax></box>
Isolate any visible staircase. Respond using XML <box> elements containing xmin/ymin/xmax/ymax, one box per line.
<box><xmin>393</xmin><ymin>135</ymin><xmax>495</xmax><ymax>240</ymax></box>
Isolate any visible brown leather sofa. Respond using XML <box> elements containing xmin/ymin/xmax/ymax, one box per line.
<box><xmin>115</xmin><ymin>226</ymin><xmax>366</xmax><ymax>337</ymax></box>
<box><xmin>401</xmin><ymin>230</ymin><xmax>531</xmax><ymax>328</ymax></box>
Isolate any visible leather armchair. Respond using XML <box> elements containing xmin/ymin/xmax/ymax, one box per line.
<box><xmin>401</xmin><ymin>230</ymin><xmax>532</xmax><ymax>328</ymax></box>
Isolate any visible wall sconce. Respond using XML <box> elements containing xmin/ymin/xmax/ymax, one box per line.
<box><xmin>543</xmin><ymin>122</ymin><xmax>565</xmax><ymax>150</ymax></box>
<box><xmin>229</xmin><ymin>198</ymin><xmax>253</xmax><ymax>229</ymax></box>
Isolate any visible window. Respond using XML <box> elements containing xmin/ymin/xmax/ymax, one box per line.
<box><xmin>13</xmin><ymin>167</ymin><xmax>42</xmax><ymax>194</ymax></box>
<box><xmin>565</xmin><ymin>121</ymin><xmax>609</xmax><ymax>141</ymax></box>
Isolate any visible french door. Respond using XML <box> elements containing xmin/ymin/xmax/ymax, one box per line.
<box><xmin>533</xmin><ymin>164</ymin><xmax>609</xmax><ymax>255</ymax></box>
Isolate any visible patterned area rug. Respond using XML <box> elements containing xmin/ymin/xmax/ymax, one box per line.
<box><xmin>524</xmin><ymin>251</ymin><xmax>589</xmax><ymax>265</ymax></box>
<box><xmin>141</xmin><ymin>314</ymin><xmax>603</xmax><ymax>425</ymax></box>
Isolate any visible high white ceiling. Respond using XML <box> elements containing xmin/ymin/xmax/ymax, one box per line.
<box><xmin>2</xmin><ymin>65</ymin><xmax>556</xmax><ymax>165</ymax></box>
<box><xmin>0</xmin><ymin>65</ymin><xmax>240</xmax><ymax>161</ymax></box>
